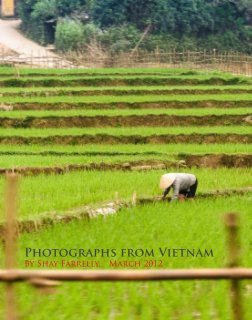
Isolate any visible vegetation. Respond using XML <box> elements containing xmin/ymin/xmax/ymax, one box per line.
<box><xmin>1</xmin><ymin>197</ymin><xmax>252</xmax><ymax>318</ymax></box>
<box><xmin>0</xmin><ymin>126</ymin><xmax>250</xmax><ymax>137</ymax></box>
<box><xmin>0</xmin><ymin>67</ymin><xmax>208</xmax><ymax>75</ymax></box>
<box><xmin>0</xmin><ymin>143</ymin><xmax>250</xmax><ymax>155</ymax></box>
<box><xmin>0</xmin><ymin>168</ymin><xmax>251</xmax><ymax>220</ymax></box>
<box><xmin>0</xmin><ymin>75</ymin><xmax>249</xmax><ymax>87</ymax></box>
<box><xmin>0</xmin><ymin>154</ymin><xmax>178</xmax><ymax>168</ymax></box>
<box><xmin>0</xmin><ymin>107</ymin><xmax>250</xmax><ymax>118</ymax></box>
<box><xmin>55</xmin><ymin>19</ymin><xmax>84</xmax><ymax>51</ymax></box>
<box><xmin>17</xmin><ymin>0</ymin><xmax>252</xmax><ymax>53</ymax></box>
<box><xmin>0</xmin><ymin>67</ymin><xmax>251</xmax><ymax>318</ymax></box>
<box><xmin>1</xmin><ymin>85</ymin><xmax>252</xmax><ymax>98</ymax></box>
<box><xmin>0</xmin><ymin>73</ymin><xmax>248</xmax><ymax>80</ymax></box>
<box><xmin>1</xmin><ymin>93</ymin><xmax>252</xmax><ymax>104</ymax></box>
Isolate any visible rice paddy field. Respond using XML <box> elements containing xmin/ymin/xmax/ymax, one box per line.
<box><xmin>0</xmin><ymin>67</ymin><xmax>251</xmax><ymax>319</ymax></box>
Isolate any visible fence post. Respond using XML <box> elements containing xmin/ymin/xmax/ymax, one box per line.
<box><xmin>225</xmin><ymin>213</ymin><xmax>243</xmax><ymax>320</ymax></box>
<box><xmin>132</xmin><ymin>192</ymin><xmax>137</xmax><ymax>206</ymax></box>
<box><xmin>115</xmin><ymin>192</ymin><xmax>119</xmax><ymax>205</ymax></box>
<box><xmin>5</xmin><ymin>174</ymin><xmax>19</xmax><ymax>320</ymax></box>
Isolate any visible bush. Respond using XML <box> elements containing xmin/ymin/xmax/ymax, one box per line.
<box><xmin>55</xmin><ymin>19</ymin><xmax>84</xmax><ymax>52</ymax></box>
<box><xmin>31</xmin><ymin>0</ymin><xmax>56</xmax><ymax>20</ymax></box>
<box><xmin>98</xmin><ymin>25</ymin><xmax>141</xmax><ymax>53</ymax></box>
<box><xmin>82</xmin><ymin>23</ymin><xmax>102</xmax><ymax>44</ymax></box>
<box><xmin>198</xmin><ymin>29</ymin><xmax>252</xmax><ymax>54</ymax></box>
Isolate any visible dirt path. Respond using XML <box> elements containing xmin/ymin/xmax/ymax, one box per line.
<box><xmin>0</xmin><ymin>19</ymin><xmax>72</xmax><ymax>67</ymax></box>
<box><xmin>0</xmin><ymin>19</ymin><xmax>54</xmax><ymax>56</ymax></box>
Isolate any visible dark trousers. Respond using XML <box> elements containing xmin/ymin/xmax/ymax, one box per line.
<box><xmin>179</xmin><ymin>179</ymin><xmax>198</xmax><ymax>198</ymax></box>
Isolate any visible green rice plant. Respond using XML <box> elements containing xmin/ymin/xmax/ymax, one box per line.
<box><xmin>0</xmin><ymin>195</ymin><xmax>251</xmax><ymax>319</ymax></box>
<box><xmin>0</xmin><ymin>143</ymin><xmax>250</xmax><ymax>155</ymax></box>
<box><xmin>0</xmin><ymin>66</ymin><xmax>250</xmax><ymax>319</ymax></box>
<box><xmin>0</xmin><ymin>67</ymin><xmax>210</xmax><ymax>76</ymax></box>
<box><xmin>0</xmin><ymin>85</ymin><xmax>251</xmax><ymax>96</ymax></box>
<box><xmin>1</xmin><ymin>93</ymin><xmax>252</xmax><ymax>103</ymax></box>
<box><xmin>0</xmin><ymin>168</ymin><xmax>250</xmax><ymax>220</ymax></box>
<box><xmin>0</xmin><ymin>154</ymin><xmax>177</xmax><ymax>168</ymax></box>
<box><xmin>0</xmin><ymin>126</ymin><xmax>250</xmax><ymax>137</ymax></box>
<box><xmin>0</xmin><ymin>107</ymin><xmax>251</xmax><ymax>118</ymax></box>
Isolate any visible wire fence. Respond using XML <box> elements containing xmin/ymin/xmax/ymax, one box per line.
<box><xmin>0</xmin><ymin>49</ymin><xmax>252</xmax><ymax>76</ymax></box>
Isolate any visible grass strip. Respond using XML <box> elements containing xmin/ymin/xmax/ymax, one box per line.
<box><xmin>0</xmin><ymin>67</ymin><xmax>212</xmax><ymax>76</ymax></box>
<box><xmin>0</xmin><ymin>108</ymin><xmax>251</xmax><ymax>118</ymax></box>
<box><xmin>0</xmin><ymin>85</ymin><xmax>252</xmax><ymax>96</ymax></box>
<box><xmin>0</xmin><ymin>143</ymin><xmax>250</xmax><ymax>154</ymax></box>
<box><xmin>0</xmin><ymin>154</ymin><xmax>177</xmax><ymax>168</ymax></box>
<box><xmin>0</xmin><ymin>76</ymin><xmax>249</xmax><ymax>87</ymax></box>
<box><xmin>0</xmin><ymin>154</ymin><xmax>250</xmax><ymax>172</ymax></box>
<box><xmin>1</xmin><ymin>93</ymin><xmax>252</xmax><ymax>104</ymax></box>
<box><xmin>0</xmin><ymin>126</ymin><xmax>250</xmax><ymax>136</ymax></box>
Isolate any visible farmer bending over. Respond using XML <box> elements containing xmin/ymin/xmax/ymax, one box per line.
<box><xmin>160</xmin><ymin>173</ymin><xmax>198</xmax><ymax>201</ymax></box>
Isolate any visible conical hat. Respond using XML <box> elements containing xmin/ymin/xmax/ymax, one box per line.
<box><xmin>159</xmin><ymin>173</ymin><xmax>176</xmax><ymax>189</ymax></box>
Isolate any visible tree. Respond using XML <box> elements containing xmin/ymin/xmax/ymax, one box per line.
<box><xmin>55</xmin><ymin>0</ymin><xmax>87</xmax><ymax>17</ymax></box>
<box><xmin>17</xmin><ymin>0</ymin><xmax>252</xmax><ymax>53</ymax></box>
<box><xmin>55</xmin><ymin>19</ymin><xmax>84</xmax><ymax>51</ymax></box>
<box><xmin>92</xmin><ymin>0</ymin><xmax>127</xmax><ymax>27</ymax></box>
<box><xmin>31</xmin><ymin>0</ymin><xmax>57</xmax><ymax>20</ymax></box>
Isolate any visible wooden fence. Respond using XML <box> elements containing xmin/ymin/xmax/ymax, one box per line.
<box><xmin>0</xmin><ymin>174</ymin><xmax>251</xmax><ymax>320</ymax></box>
<box><xmin>64</xmin><ymin>50</ymin><xmax>252</xmax><ymax>76</ymax></box>
<box><xmin>0</xmin><ymin>49</ymin><xmax>252</xmax><ymax>76</ymax></box>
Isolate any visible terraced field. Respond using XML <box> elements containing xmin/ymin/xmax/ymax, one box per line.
<box><xmin>0</xmin><ymin>67</ymin><xmax>250</xmax><ymax>217</ymax></box>
<box><xmin>0</xmin><ymin>67</ymin><xmax>251</xmax><ymax>319</ymax></box>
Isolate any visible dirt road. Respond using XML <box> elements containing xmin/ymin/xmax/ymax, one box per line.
<box><xmin>0</xmin><ymin>19</ymin><xmax>72</xmax><ymax>67</ymax></box>
<box><xmin>0</xmin><ymin>19</ymin><xmax>56</xmax><ymax>56</ymax></box>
